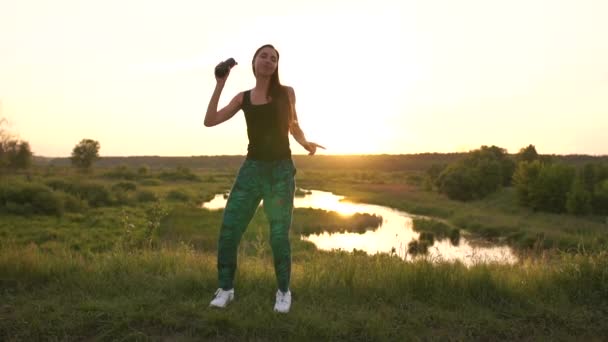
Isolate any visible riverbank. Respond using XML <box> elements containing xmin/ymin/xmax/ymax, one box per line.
<box><xmin>295</xmin><ymin>169</ymin><xmax>608</xmax><ymax>253</ymax></box>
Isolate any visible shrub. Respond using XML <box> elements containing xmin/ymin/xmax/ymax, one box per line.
<box><xmin>103</xmin><ymin>165</ymin><xmax>138</xmax><ymax>180</ymax></box>
<box><xmin>113</xmin><ymin>190</ymin><xmax>135</xmax><ymax>206</ymax></box>
<box><xmin>45</xmin><ymin>179</ymin><xmax>113</xmax><ymax>208</ymax></box>
<box><xmin>0</xmin><ymin>182</ymin><xmax>64</xmax><ymax>216</ymax></box>
<box><xmin>166</xmin><ymin>190</ymin><xmax>190</xmax><ymax>202</ymax></box>
<box><xmin>137</xmin><ymin>190</ymin><xmax>158</xmax><ymax>203</ymax></box>
<box><xmin>60</xmin><ymin>192</ymin><xmax>88</xmax><ymax>212</ymax></box>
<box><xmin>112</xmin><ymin>181</ymin><xmax>137</xmax><ymax>192</ymax></box>
<box><xmin>139</xmin><ymin>179</ymin><xmax>162</xmax><ymax>186</ymax></box>
<box><xmin>45</xmin><ymin>178</ymin><xmax>72</xmax><ymax>191</ymax></box>
<box><xmin>137</xmin><ymin>165</ymin><xmax>149</xmax><ymax>176</ymax></box>
<box><xmin>159</xmin><ymin>166</ymin><xmax>200</xmax><ymax>182</ymax></box>
<box><xmin>76</xmin><ymin>183</ymin><xmax>113</xmax><ymax>207</ymax></box>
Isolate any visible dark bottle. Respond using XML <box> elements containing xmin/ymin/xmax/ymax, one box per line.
<box><xmin>214</xmin><ymin>58</ymin><xmax>237</xmax><ymax>78</ymax></box>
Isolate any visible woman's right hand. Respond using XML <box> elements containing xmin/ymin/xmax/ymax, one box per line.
<box><xmin>215</xmin><ymin>68</ymin><xmax>230</xmax><ymax>84</ymax></box>
<box><xmin>215</xmin><ymin>60</ymin><xmax>235</xmax><ymax>84</ymax></box>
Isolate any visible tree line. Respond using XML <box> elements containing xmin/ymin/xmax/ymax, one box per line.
<box><xmin>428</xmin><ymin>145</ymin><xmax>608</xmax><ymax>216</ymax></box>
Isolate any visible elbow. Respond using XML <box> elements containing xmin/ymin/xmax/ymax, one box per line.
<box><xmin>204</xmin><ymin>117</ymin><xmax>215</xmax><ymax>127</ymax></box>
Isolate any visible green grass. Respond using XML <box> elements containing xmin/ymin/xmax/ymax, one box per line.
<box><xmin>1</xmin><ymin>167</ymin><xmax>608</xmax><ymax>340</ymax></box>
<box><xmin>1</xmin><ymin>243</ymin><xmax>607</xmax><ymax>340</ymax></box>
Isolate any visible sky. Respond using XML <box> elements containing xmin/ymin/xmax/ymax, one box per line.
<box><xmin>1</xmin><ymin>0</ymin><xmax>607</xmax><ymax>157</ymax></box>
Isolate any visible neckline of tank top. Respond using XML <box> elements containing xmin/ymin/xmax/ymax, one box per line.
<box><xmin>246</xmin><ymin>90</ymin><xmax>273</xmax><ymax>106</ymax></box>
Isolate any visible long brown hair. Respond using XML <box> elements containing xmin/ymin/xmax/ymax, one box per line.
<box><xmin>251</xmin><ymin>44</ymin><xmax>294</xmax><ymax>132</ymax></box>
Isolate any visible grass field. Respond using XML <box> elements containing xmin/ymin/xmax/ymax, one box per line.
<box><xmin>1</xmin><ymin>165</ymin><xmax>607</xmax><ymax>340</ymax></box>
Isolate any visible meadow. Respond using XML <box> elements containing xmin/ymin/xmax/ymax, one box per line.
<box><xmin>1</xmin><ymin>159</ymin><xmax>607</xmax><ymax>340</ymax></box>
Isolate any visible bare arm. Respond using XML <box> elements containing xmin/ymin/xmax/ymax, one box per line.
<box><xmin>287</xmin><ymin>86</ymin><xmax>325</xmax><ymax>155</ymax></box>
<box><xmin>204</xmin><ymin>73</ymin><xmax>243</xmax><ymax>127</ymax></box>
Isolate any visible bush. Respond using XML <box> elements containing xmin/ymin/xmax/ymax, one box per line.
<box><xmin>113</xmin><ymin>189</ymin><xmax>135</xmax><ymax>206</ymax></box>
<box><xmin>103</xmin><ymin>165</ymin><xmax>138</xmax><ymax>180</ymax></box>
<box><xmin>412</xmin><ymin>218</ymin><xmax>460</xmax><ymax>245</ymax></box>
<box><xmin>45</xmin><ymin>179</ymin><xmax>113</xmax><ymax>208</ymax></box>
<box><xmin>137</xmin><ymin>190</ymin><xmax>158</xmax><ymax>203</ymax></box>
<box><xmin>0</xmin><ymin>182</ymin><xmax>64</xmax><ymax>216</ymax></box>
<box><xmin>159</xmin><ymin>166</ymin><xmax>200</xmax><ymax>182</ymax></box>
<box><xmin>112</xmin><ymin>181</ymin><xmax>137</xmax><ymax>192</ymax></box>
<box><xmin>75</xmin><ymin>183</ymin><xmax>113</xmax><ymax>207</ymax></box>
<box><xmin>31</xmin><ymin>188</ymin><xmax>65</xmax><ymax>216</ymax></box>
<box><xmin>166</xmin><ymin>190</ymin><xmax>190</xmax><ymax>202</ymax></box>
<box><xmin>139</xmin><ymin>179</ymin><xmax>162</xmax><ymax>186</ymax></box>
<box><xmin>45</xmin><ymin>179</ymin><xmax>72</xmax><ymax>192</ymax></box>
<box><xmin>407</xmin><ymin>239</ymin><xmax>431</xmax><ymax>255</ymax></box>
<box><xmin>436</xmin><ymin>145</ymin><xmax>513</xmax><ymax>201</ymax></box>
<box><xmin>137</xmin><ymin>165</ymin><xmax>149</xmax><ymax>176</ymax></box>
<box><xmin>59</xmin><ymin>192</ymin><xmax>88</xmax><ymax>212</ymax></box>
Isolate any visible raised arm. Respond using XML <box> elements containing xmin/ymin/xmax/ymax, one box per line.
<box><xmin>286</xmin><ymin>86</ymin><xmax>325</xmax><ymax>155</ymax></box>
<box><xmin>204</xmin><ymin>72</ymin><xmax>243</xmax><ymax>127</ymax></box>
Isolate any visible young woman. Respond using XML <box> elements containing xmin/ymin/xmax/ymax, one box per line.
<box><xmin>204</xmin><ymin>44</ymin><xmax>325</xmax><ymax>313</ymax></box>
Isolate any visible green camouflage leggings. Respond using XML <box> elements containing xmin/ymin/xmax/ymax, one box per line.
<box><xmin>217</xmin><ymin>158</ymin><xmax>296</xmax><ymax>292</ymax></box>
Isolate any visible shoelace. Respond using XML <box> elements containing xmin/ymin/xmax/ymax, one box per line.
<box><xmin>214</xmin><ymin>289</ymin><xmax>230</xmax><ymax>298</ymax></box>
<box><xmin>277</xmin><ymin>292</ymin><xmax>288</xmax><ymax>303</ymax></box>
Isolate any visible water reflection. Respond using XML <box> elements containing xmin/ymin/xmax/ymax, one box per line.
<box><xmin>202</xmin><ymin>189</ymin><xmax>517</xmax><ymax>265</ymax></box>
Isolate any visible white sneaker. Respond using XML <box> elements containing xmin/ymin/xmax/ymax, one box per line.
<box><xmin>209</xmin><ymin>288</ymin><xmax>234</xmax><ymax>308</ymax></box>
<box><xmin>274</xmin><ymin>289</ymin><xmax>291</xmax><ymax>313</ymax></box>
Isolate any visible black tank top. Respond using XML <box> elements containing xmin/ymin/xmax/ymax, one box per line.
<box><xmin>242</xmin><ymin>90</ymin><xmax>291</xmax><ymax>161</ymax></box>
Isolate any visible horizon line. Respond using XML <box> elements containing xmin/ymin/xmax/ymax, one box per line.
<box><xmin>34</xmin><ymin>152</ymin><xmax>608</xmax><ymax>159</ymax></box>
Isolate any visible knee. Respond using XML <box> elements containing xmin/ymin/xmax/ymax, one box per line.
<box><xmin>219</xmin><ymin>224</ymin><xmax>240</xmax><ymax>242</ymax></box>
<box><xmin>270</xmin><ymin>227</ymin><xmax>290</xmax><ymax>246</ymax></box>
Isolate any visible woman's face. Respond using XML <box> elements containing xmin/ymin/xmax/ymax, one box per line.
<box><xmin>253</xmin><ymin>46</ymin><xmax>278</xmax><ymax>77</ymax></box>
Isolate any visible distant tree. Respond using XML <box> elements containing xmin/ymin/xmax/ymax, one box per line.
<box><xmin>0</xmin><ymin>118</ymin><xmax>11</xmax><ymax>169</ymax></box>
<box><xmin>436</xmin><ymin>145</ymin><xmax>513</xmax><ymax>201</ymax></box>
<box><xmin>0</xmin><ymin>119</ymin><xmax>33</xmax><ymax>170</ymax></box>
<box><xmin>528</xmin><ymin>163</ymin><xmax>576</xmax><ymax>213</ymax></box>
<box><xmin>470</xmin><ymin>145</ymin><xmax>515</xmax><ymax>186</ymax></box>
<box><xmin>512</xmin><ymin>160</ymin><xmax>543</xmax><ymax>206</ymax></box>
<box><xmin>517</xmin><ymin>144</ymin><xmax>539</xmax><ymax>163</ymax></box>
<box><xmin>580</xmin><ymin>163</ymin><xmax>597</xmax><ymax>194</ymax></box>
<box><xmin>7</xmin><ymin>140</ymin><xmax>33</xmax><ymax>169</ymax></box>
<box><xmin>597</xmin><ymin>163</ymin><xmax>608</xmax><ymax>183</ymax></box>
<box><xmin>437</xmin><ymin>162</ymin><xmax>478</xmax><ymax>201</ymax></box>
<box><xmin>71</xmin><ymin>139</ymin><xmax>100</xmax><ymax>171</ymax></box>
<box><xmin>592</xmin><ymin>180</ymin><xmax>608</xmax><ymax>215</ymax></box>
<box><xmin>566</xmin><ymin>176</ymin><xmax>592</xmax><ymax>216</ymax></box>
<box><xmin>425</xmin><ymin>163</ymin><xmax>447</xmax><ymax>189</ymax></box>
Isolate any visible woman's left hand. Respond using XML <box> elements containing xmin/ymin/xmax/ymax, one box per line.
<box><xmin>304</xmin><ymin>142</ymin><xmax>326</xmax><ymax>155</ymax></box>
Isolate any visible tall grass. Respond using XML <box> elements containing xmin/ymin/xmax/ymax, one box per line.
<box><xmin>1</xmin><ymin>242</ymin><xmax>607</xmax><ymax>340</ymax></box>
